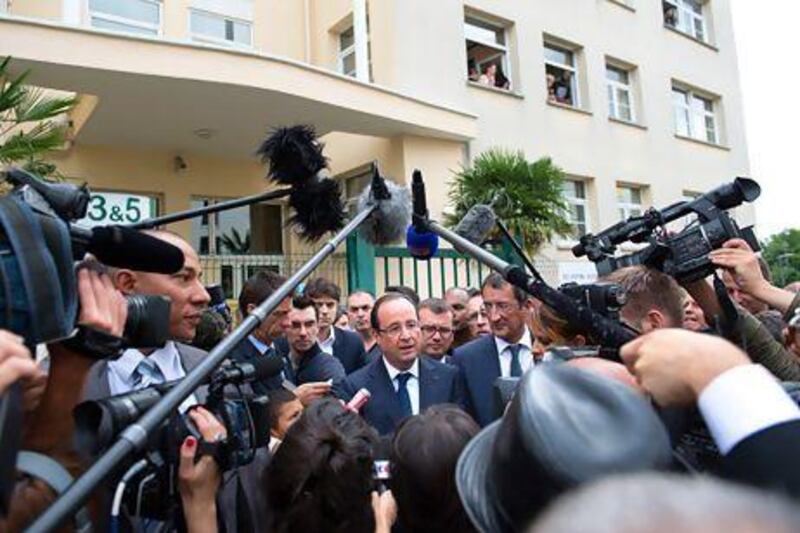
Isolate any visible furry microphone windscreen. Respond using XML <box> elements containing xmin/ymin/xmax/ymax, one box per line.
<box><xmin>287</xmin><ymin>178</ymin><xmax>347</xmax><ymax>241</ymax></box>
<box><xmin>256</xmin><ymin>125</ymin><xmax>327</xmax><ymax>186</ymax></box>
<box><xmin>356</xmin><ymin>178</ymin><xmax>412</xmax><ymax>246</ymax></box>
<box><xmin>455</xmin><ymin>204</ymin><xmax>497</xmax><ymax>245</ymax></box>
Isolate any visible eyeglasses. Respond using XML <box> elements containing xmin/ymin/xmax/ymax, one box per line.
<box><xmin>378</xmin><ymin>320</ymin><xmax>420</xmax><ymax>338</ymax></box>
<box><xmin>420</xmin><ymin>325</ymin><xmax>454</xmax><ymax>337</ymax></box>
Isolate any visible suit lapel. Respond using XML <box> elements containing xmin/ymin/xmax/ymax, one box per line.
<box><xmin>176</xmin><ymin>343</ymin><xmax>209</xmax><ymax>403</ymax></box>
<box><xmin>488</xmin><ymin>336</ymin><xmax>502</xmax><ymax>377</ymax></box>
<box><xmin>419</xmin><ymin>357</ymin><xmax>440</xmax><ymax>410</ymax></box>
<box><xmin>369</xmin><ymin>359</ymin><xmax>405</xmax><ymax>425</ymax></box>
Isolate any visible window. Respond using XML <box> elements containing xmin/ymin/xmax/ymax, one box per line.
<box><xmin>465</xmin><ymin>16</ymin><xmax>511</xmax><ymax>90</ymax></box>
<box><xmin>562</xmin><ymin>179</ymin><xmax>590</xmax><ymax>240</ymax></box>
<box><xmin>190</xmin><ymin>9</ymin><xmax>252</xmax><ymax>47</ymax></box>
<box><xmin>616</xmin><ymin>185</ymin><xmax>644</xmax><ymax>221</ymax></box>
<box><xmin>338</xmin><ymin>24</ymin><xmax>372</xmax><ymax>79</ymax></box>
<box><xmin>663</xmin><ymin>0</ymin><xmax>707</xmax><ymax>42</ymax></box>
<box><xmin>544</xmin><ymin>42</ymin><xmax>579</xmax><ymax>107</ymax></box>
<box><xmin>190</xmin><ymin>198</ymin><xmax>283</xmax><ymax>256</ymax></box>
<box><xmin>672</xmin><ymin>86</ymin><xmax>718</xmax><ymax>143</ymax></box>
<box><xmin>606</xmin><ymin>64</ymin><xmax>635</xmax><ymax>122</ymax></box>
<box><xmin>88</xmin><ymin>0</ymin><xmax>161</xmax><ymax>36</ymax></box>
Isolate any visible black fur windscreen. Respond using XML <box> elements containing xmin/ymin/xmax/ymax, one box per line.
<box><xmin>257</xmin><ymin>125</ymin><xmax>328</xmax><ymax>186</ymax></box>
<box><xmin>287</xmin><ymin>178</ymin><xmax>346</xmax><ymax>241</ymax></box>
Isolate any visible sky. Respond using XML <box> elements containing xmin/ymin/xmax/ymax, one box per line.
<box><xmin>730</xmin><ymin>1</ymin><xmax>800</xmax><ymax>240</ymax></box>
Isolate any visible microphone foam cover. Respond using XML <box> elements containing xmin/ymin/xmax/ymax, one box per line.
<box><xmin>88</xmin><ymin>226</ymin><xmax>184</xmax><ymax>274</ymax></box>
<box><xmin>357</xmin><ymin>178</ymin><xmax>412</xmax><ymax>245</ymax></box>
<box><xmin>287</xmin><ymin>176</ymin><xmax>347</xmax><ymax>241</ymax></box>
<box><xmin>406</xmin><ymin>225</ymin><xmax>439</xmax><ymax>260</ymax></box>
<box><xmin>257</xmin><ymin>125</ymin><xmax>328</xmax><ymax>186</ymax></box>
<box><xmin>455</xmin><ymin>204</ymin><xmax>497</xmax><ymax>245</ymax></box>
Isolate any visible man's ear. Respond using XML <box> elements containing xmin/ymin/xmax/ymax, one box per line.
<box><xmin>643</xmin><ymin>310</ymin><xmax>668</xmax><ymax>332</ymax></box>
<box><xmin>112</xmin><ymin>269</ymin><xmax>137</xmax><ymax>295</ymax></box>
<box><xmin>574</xmin><ymin>334</ymin><xmax>587</xmax><ymax>347</ymax></box>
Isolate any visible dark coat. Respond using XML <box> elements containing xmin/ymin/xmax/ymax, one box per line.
<box><xmin>338</xmin><ymin>355</ymin><xmax>466</xmax><ymax>436</ymax></box>
<box><xmin>228</xmin><ymin>337</ymin><xmax>285</xmax><ymax>394</ymax></box>
<box><xmin>276</xmin><ymin>327</ymin><xmax>368</xmax><ymax>374</ymax></box>
<box><xmin>276</xmin><ymin>342</ymin><xmax>346</xmax><ymax>385</ymax></box>
<box><xmin>451</xmin><ymin>334</ymin><xmax>502</xmax><ymax>427</ymax></box>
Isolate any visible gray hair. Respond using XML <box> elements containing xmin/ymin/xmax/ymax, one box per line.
<box><xmin>529</xmin><ymin>473</ymin><xmax>800</xmax><ymax>533</ymax></box>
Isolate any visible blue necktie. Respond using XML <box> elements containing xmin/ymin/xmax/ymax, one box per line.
<box><xmin>508</xmin><ymin>344</ymin><xmax>523</xmax><ymax>377</ymax></box>
<box><xmin>396</xmin><ymin>372</ymin><xmax>413</xmax><ymax>418</ymax></box>
<box><xmin>132</xmin><ymin>358</ymin><xmax>165</xmax><ymax>389</ymax></box>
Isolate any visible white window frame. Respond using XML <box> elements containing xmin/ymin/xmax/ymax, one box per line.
<box><xmin>561</xmin><ymin>179</ymin><xmax>591</xmax><ymax>243</ymax></box>
<box><xmin>338</xmin><ymin>26</ymin><xmax>357</xmax><ymax>77</ymax></box>
<box><xmin>87</xmin><ymin>0</ymin><xmax>163</xmax><ymax>36</ymax></box>
<box><xmin>606</xmin><ymin>64</ymin><xmax>635</xmax><ymax>122</ymax></box>
<box><xmin>616</xmin><ymin>184</ymin><xmax>644</xmax><ymax>221</ymax></box>
<box><xmin>189</xmin><ymin>8</ymin><xmax>252</xmax><ymax>48</ymax></box>
<box><xmin>673</xmin><ymin>86</ymin><xmax>718</xmax><ymax>144</ymax></box>
<box><xmin>664</xmin><ymin>0</ymin><xmax>707</xmax><ymax>42</ymax></box>
<box><xmin>0</xmin><ymin>0</ymin><xmax>8</xmax><ymax>13</ymax></box>
<box><xmin>544</xmin><ymin>41</ymin><xmax>579</xmax><ymax>108</ymax></box>
<box><xmin>464</xmin><ymin>15</ymin><xmax>512</xmax><ymax>90</ymax></box>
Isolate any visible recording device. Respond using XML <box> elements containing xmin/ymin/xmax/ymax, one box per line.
<box><xmin>346</xmin><ymin>387</ymin><xmax>371</xmax><ymax>413</ymax></box>
<box><xmin>206</xmin><ymin>283</ymin><xmax>232</xmax><ymax>327</ymax></box>
<box><xmin>573</xmin><ymin>177</ymin><xmax>761</xmax><ymax>282</ymax></box>
<box><xmin>558</xmin><ymin>282</ymin><xmax>626</xmax><ymax>320</ymax></box>
<box><xmin>73</xmin><ymin>357</ymin><xmax>281</xmax><ymax>519</ymax></box>
<box><xmin>454</xmin><ymin>203</ymin><xmax>496</xmax><ymax>248</ymax></box>
<box><xmin>357</xmin><ymin>163</ymin><xmax>412</xmax><ymax>246</ymax></box>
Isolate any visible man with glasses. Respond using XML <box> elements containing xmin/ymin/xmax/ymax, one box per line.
<box><xmin>336</xmin><ymin>293</ymin><xmax>465</xmax><ymax>435</ymax></box>
<box><xmin>418</xmin><ymin>298</ymin><xmax>456</xmax><ymax>363</ymax></box>
<box><xmin>452</xmin><ymin>273</ymin><xmax>537</xmax><ymax>426</ymax></box>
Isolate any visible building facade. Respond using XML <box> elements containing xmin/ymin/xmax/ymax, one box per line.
<box><xmin>0</xmin><ymin>0</ymin><xmax>750</xmax><ymax>296</ymax></box>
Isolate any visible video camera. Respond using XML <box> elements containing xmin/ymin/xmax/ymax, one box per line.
<box><xmin>557</xmin><ymin>282</ymin><xmax>626</xmax><ymax>321</ymax></box>
<box><xmin>73</xmin><ymin>356</ymin><xmax>281</xmax><ymax>520</ymax></box>
<box><xmin>572</xmin><ymin>177</ymin><xmax>761</xmax><ymax>282</ymax></box>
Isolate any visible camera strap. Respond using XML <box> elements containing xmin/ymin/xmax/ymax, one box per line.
<box><xmin>15</xmin><ymin>451</ymin><xmax>92</xmax><ymax>532</ymax></box>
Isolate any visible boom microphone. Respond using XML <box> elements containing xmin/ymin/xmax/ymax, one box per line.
<box><xmin>211</xmin><ymin>357</ymin><xmax>284</xmax><ymax>386</ymax></box>
<box><xmin>356</xmin><ymin>164</ymin><xmax>412</xmax><ymax>246</ymax></box>
<box><xmin>455</xmin><ymin>204</ymin><xmax>496</xmax><ymax>246</ymax></box>
<box><xmin>71</xmin><ymin>225</ymin><xmax>184</xmax><ymax>274</ymax></box>
<box><xmin>404</xmin><ymin>169</ymin><xmax>439</xmax><ymax>259</ymax></box>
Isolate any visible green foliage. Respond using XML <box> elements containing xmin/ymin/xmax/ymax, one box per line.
<box><xmin>444</xmin><ymin>149</ymin><xmax>572</xmax><ymax>253</ymax></box>
<box><xmin>220</xmin><ymin>228</ymin><xmax>252</xmax><ymax>254</ymax></box>
<box><xmin>761</xmin><ymin>229</ymin><xmax>800</xmax><ymax>288</ymax></box>
<box><xmin>1</xmin><ymin>56</ymin><xmax>78</xmax><ymax>177</ymax></box>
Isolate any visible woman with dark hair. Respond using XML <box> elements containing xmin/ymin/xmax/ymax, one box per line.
<box><xmin>266</xmin><ymin>397</ymin><xmax>379</xmax><ymax>533</ymax></box>
<box><xmin>380</xmin><ymin>405</ymin><xmax>480</xmax><ymax>533</ymax></box>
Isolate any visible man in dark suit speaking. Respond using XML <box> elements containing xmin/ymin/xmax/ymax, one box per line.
<box><xmin>305</xmin><ymin>277</ymin><xmax>368</xmax><ymax>374</ymax></box>
<box><xmin>337</xmin><ymin>293</ymin><xmax>465</xmax><ymax>436</ymax></box>
<box><xmin>452</xmin><ymin>273</ymin><xmax>538</xmax><ymax>426</ymax></box>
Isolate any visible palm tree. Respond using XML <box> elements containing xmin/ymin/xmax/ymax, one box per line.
<box><xmin>220</xmin><ymin>228</ymin><xmax>252</xmax><ymax>254</ymax></box>
<box><xmin>444</xmin><ymin>149</ymin><xmax>572</xmax><ymax>253</ymax></box>
<box><xmin>1</xmin><ymin>56</ymin><xmax>78</xmax><ymax>179</ymax></box>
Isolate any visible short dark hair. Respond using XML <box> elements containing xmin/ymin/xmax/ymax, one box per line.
<box><xmin>371</xmin><ymin>292</ymin><xmax>417</xmax><ymax>330</ymax></box>
<box><xmin>348</xmin><ymin>289</ymin><xmax>375</xmax><ymax>300</ymax></box>
<box><xmin>385</xmin><ymin>285</ymin><xmax>420</xmax><ymax>306</ymax></box>
<box><xmin>267</xmin><ymin>389</ymin><xmax>299</xmax><ymax>431</ymax></box>
<box><xmin>291</xmin><ymin>294</ymin><xmax>317</xmax><ymax>319</ymax></box>
<box><xmin>304</xmin><ymin>277</ymin><xmax>341</xmax><ymax>302</ymax></box>
<box><xmin>418</xmin><ymin>298</ymin><xmax>453</xmax><ymax>317</ymax></box>
<box><xmin>602</xmin><ymin>266</ymin><xmax>683</xmax><ymax>327</ymax></box>
<box><xmin>239</xmin><ymin>270</ymin><xmax>287</xmax><ymax>316</ymax></box>
<box><xmin>390</xmin><ymin>406</ymin><xmax>480</xmax><ymax>533</ymax></box>
<box><xmin>466</xmin><ymin>287</ymin><xmax>481</xmax><ymax>298</ymax></box>
<box><xmin>266</xmin><ymin>398</ymin><xmax>378</xmax><ymax>533</ymax></box>
<box><xmin>481</xmin><ymin>272</ymin><xmax>528</xmax><ymax>304</ymax></box>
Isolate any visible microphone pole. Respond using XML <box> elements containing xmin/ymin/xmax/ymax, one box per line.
<box><xmin>128</xmin><ymin>188</ymin><xmax>292</xmax><ymax>229</ymax></box>
<box><xmin>27</xmin><ymin>188</ymin><xmax>387</xmax><ymax>533</ymax></box>
<box><xmin>412</xmin><ymin>172</ymin><xmax>634</xmax><ymax>358</ymax></box>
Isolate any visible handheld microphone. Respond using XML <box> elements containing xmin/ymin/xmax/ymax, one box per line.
<box><xmin>455</xmin><ymin>204</ymin><xmax>496</xmax><ymax>246</ymax></box>
<box><xmin>71</xmin><ymin>225</ymin><xmax>185</xmax><ymax>274</ymax></box>
<box><xmin>404</xmin><ymin>169</ymin><xmax>440</xmax><ymax>259</ymax></box>
<box><xmin>345</xmin><ymin>387</ymin><xmax>371</xmax><ymax>413</ymax></box>
<box><xmin>356</xmin><ymin>164</ymin><xmax>412</xmax><ymax>246</ymax></box>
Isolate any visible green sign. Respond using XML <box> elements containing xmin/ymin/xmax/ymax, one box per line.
<box><xmin>77</xmin><ymin>192</ymin><xmax>157</xmax><ymax>228</ymax></box>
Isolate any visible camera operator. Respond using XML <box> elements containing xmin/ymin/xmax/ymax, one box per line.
<box><xmin>620</xmin><ymin>328</ymin><xmax>800</xmax><ymax>497</ymax></box>
<box><xmin>601</xmin><ymin>266</ymin><xmax>685</xmax><ymax>333</ymax></box>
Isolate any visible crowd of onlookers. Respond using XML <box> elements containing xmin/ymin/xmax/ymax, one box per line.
<box><xmin>4</xmin><ymin>227</ymin><xmax>800</xmax><ymax>533</ymax></box>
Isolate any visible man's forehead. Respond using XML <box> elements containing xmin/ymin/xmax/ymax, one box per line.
<box><xmin>379</xmin><ymin>298</ymin><xmax>416</xmax><ymax>321</ymax></box>
<box><xmin>289</xmin><ymin>306</ymin><xmax>316</xmax><ymax>319</ymax></box>
<box><xmin>483</xmin><ymin>284</ymin><xmax>515</xmax><ymax>300</ymax></box>
<box><xmin>420</xmin><ymin>308</ymin><xmax>452</xmax><ymax>324</ymax></box>
<box><xmin>349</xmin><ymin>293</ymin><xmax>374</xmax><ymax>305</ymax></box>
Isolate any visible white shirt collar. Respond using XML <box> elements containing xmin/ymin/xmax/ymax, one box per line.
<box><xmin>109</xmin><ymin>341</ymin><xmax>182</xmax><ymax>385</ymax></box>
<box><xmin>382</xmin><ymin>356</ymin><xmax>419</xmax><ymax>381</ymax></box>
<box><xmin>494</xmin><ymin>328</ymin><xmax>533</xmax><ymax>356</ymax></box>
<box><xmin>318</xmin><ymin>327</ymin><xmax>336</xmax><ymax>354</ymax></box>
<box><xmin>247</xmin><ymin>335</ymin><xmax>271</xmax><ymax>355</ymax></box>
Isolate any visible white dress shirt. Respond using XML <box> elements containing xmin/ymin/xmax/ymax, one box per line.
<box><xmin>318</xmin><ymin>327</ymin><xmax>336</xmax><ymax>355</ymax></box>
<box><xmin>698</xmin><ymin>364</ymin><xmax>800</xmax><ymax>454</ymax></box>
<box><xmin>247</xmin><ymin>334</ymin><xmax>272</xmax><ymax>355</ymax></box>
<box><xmin>107</xmin><ymin>341</ymin><xmax>198</xmax><ymax>412</ymax></box>
<box><xmin>494</xmin><ymin>328</ymin><xmax>535</xmax><ymax>377</ymax></box>
<box><xmin>383</xmin><ymin>357</ymin><xmax>420</xmax><ymax>415</ymax></box>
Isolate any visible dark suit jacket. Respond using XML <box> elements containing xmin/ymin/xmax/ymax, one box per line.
<box><xmin>229</xmin><ymin>337</ymin><xmax>285</xmax><ymax>394</ymax></box>
<box><xmin>278</xmin><ymin>342</ymin><xmax>346</xmax><ymax>385</ymax></box>
<box><xmin>451</xmin><ymin>334</ymin><xmax>501</xmax><ymax>427</ymax></box>
<box><xmin>338</xmin><ymin>355</ymin><xmax>466</xmax><ymax>436</ymax></box>
<box><xmin>276</xmin><ymin>327</ymin><xmax>367</xmax><ymax>374</ymax></box>
<box><xmin>721</xmin><ymin>419</ymin><xmax>800</xmax><ymax>498</ymax></box>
